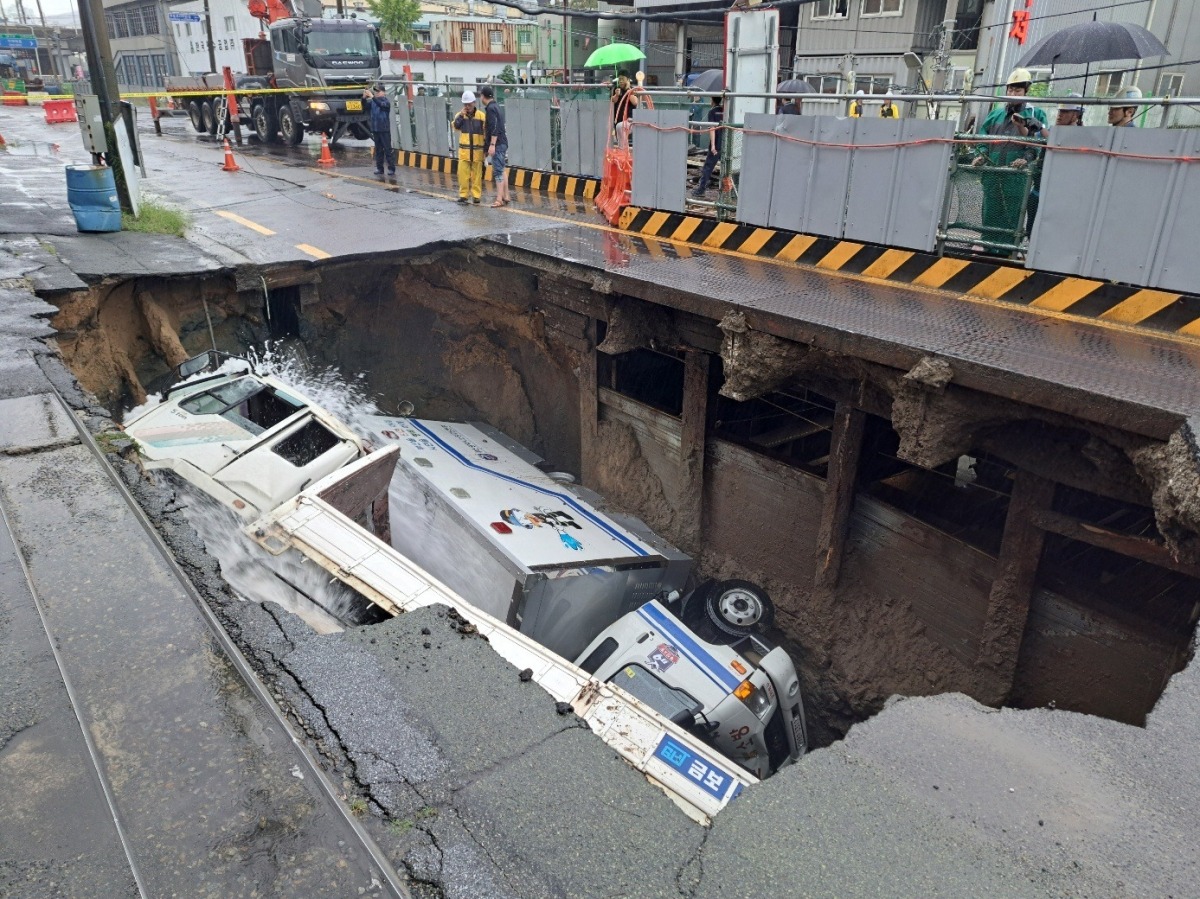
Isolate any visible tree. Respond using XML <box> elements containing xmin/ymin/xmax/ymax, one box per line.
<box><xmin>499</xmin><ymin>65</ymin><xmax>517</xmax><ymax>85</ymax></box>
<box><xmin>367</xmin><ymin>0</ymin><xmax>422</xmax><ymax>47</ymax></box>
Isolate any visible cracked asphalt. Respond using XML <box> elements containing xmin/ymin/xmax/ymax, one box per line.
<box><xmin>1</xmin><ymin>106</ymin><xmax>1199</xmax><ymax>898</ymax></box>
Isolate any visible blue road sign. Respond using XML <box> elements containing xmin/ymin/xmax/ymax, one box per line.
<box><xmin>0</xmin><ymin>36</ymin><xmax>38</xmax><ymax>50</ymax></box>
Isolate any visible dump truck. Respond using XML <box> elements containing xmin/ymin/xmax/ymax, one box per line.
<box><xmin>165</xmin><ymin>0</ymin><xmax>380</xmax><ymax>145</ymax></box>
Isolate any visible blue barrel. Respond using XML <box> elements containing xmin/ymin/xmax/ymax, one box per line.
<box><xmin>65</xmin><ymin>165</ymin><xmax>122</xmax><ymax>233</ymax></box>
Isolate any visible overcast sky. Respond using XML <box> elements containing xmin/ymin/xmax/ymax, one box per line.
<box><xmin>2</xmin><ymin>0</ymin><xmax>83</xmax><ymax>27</ymax></box>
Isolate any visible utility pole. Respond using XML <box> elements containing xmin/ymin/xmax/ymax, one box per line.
<box><xmin>931</xmin><ymin>0</ymin><xmax>957</xmax><ymax>92</ymax></box>
<box><xmin>75</xmin><ymin>0</ymin><xmax>132</xmax><ymax>210</ymax></box>
<box><xmin>202</xmin><ymin>0</ymin><xmax>216</xmax><ymax>73</ymax></box>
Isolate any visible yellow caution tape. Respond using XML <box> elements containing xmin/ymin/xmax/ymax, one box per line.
<box><xmin>121</xmin><ymin>83</ymin><xmax>372</xmax><ymax>99</ymax></box>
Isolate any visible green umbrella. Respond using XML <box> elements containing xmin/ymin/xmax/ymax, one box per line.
<box><xmin>584</xmin><ymin>42</ymin><xmax>646</xmax><ymax>69</ymax></box>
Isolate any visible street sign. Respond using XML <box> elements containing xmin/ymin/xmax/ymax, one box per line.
<box><xmin>168</xmin><ymin>12</ymin><xmax>203</xmax><ymax>22</ymax></box>
<box><xmin>0</xmin><ymin>35</ymin><xmax>39</xmax><ymax>49</ymax></box>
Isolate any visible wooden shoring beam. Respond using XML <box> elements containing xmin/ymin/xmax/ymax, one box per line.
<box><xmin>678</xmin><ymin>349</ymin><xmax>709</xmax><ymax>554</ymax></box>
<box><xmin>814</xmin><ymin>401</ymin><xmax>867</xmax><ymax>591</ymax></box>
<box><xmin>1030</xmin><ymin>509</ymin><xmax>1200</xmax><ymax>581</ymax></box>
<box><xmin>976</xmin><ymin>471</ymin><xmax>1057</xmax><ymax>705</ymax></box>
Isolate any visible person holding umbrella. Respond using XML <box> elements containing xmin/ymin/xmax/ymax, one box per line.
<box><xmin>611</xmin><ymin>70</ymin><xmax>639</xmax><ymax>149</ymax></box>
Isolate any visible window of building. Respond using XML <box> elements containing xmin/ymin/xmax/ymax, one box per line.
<box><xmin>811</xmin><ymin>0</ymin><xmax>846</xmax><ymax>19</ymax></box>
<box><xmin>461</xmin><ymin>28</ymin><xmax>475</xmax><ymax>51</ymax></box>
<box><xmin>489</xmin><ymin>29</ymin><xmax>503</xmax><ymax>49</ymax></box>
<box><xmin>1156</xmin><ymin>72</ymin><xmax>1184</xmax><ymax>97</ymax></box>
<box><xmin>1095</xmin><ymin>70</ymin><xmax>1125</xmax><ymax>97</ymax></box>
<box><xmin>128</xmin><ymin>9</ymin><xmax>145</xmax><ymax>36</ymax></box>
<box><xmin>518</xmin><ymin>28</ymin><xmax>532</xmax><ymax>48</ymax></box>
<box><xmin>185</xmin><ymin>23</ymin><xmax>192</xmax><ymax>36</ymax></box>
<box><xmin>111</xmin><ymin>12</ymin><xmax>130</xmax><ymax>38</ymax></box>
<box><xmin>805</xmin><ymin>73</ymin><xmax>842</xmax><ymax>93</ymax></box>
<box><xmin>854</xmin><ymin>74</ymin><xmax>891</xmax><ymax>94</ymax></box>
<box><xmin>141</xmin><ymin>7</ymin><xmax>159</xmax><ymax>34</ymax></box>
<box><xmin>224</xmin><ymin>15</ymin><xmax>236</xmax><ymax>32</ymax></box>
<box><xmin>861</xmin><ymin>0</ymin><xmax>902</xmax><ymax>15</ymax></box>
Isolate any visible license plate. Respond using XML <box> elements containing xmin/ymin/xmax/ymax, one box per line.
<box><xmin>345</xmin><ymin>100</ymin><xmax>362</xmax><ymax>112</ymax></box>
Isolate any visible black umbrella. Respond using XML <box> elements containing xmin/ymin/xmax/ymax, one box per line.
<box><xmin>1017</xmin><ymin>20</ymin><xmax>1169</xmax><ymax>67</ymax></box>
<box><xmin>776</xmin><ymin>79</ymin><xmax>815</xmax><ymax>95</ymax></box>
<box><xmin>689</xmin><ymin>69</ymin><xmax>725</xmax><ymax>93</ymax></box>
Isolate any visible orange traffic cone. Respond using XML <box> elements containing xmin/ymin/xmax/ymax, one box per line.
<box><xmin>317</xmin><ymin>133</ymin><xmax>335</xmax><ymax>167</ymax></box>
<box><xmin>221</xmin><ymin>138</ymin><xmax>240</xmax><ymax>172</ymax></box>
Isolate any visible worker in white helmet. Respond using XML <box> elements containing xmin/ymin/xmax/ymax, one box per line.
<box><xmin>453</xmin><ymin>90</ymin><xmax>487</xmax><ymax>204</ymax></box>
<box><xmin>1109</xmin><ymin>85</ymin><xmax>1142</xmax><ymax>127</ymax></box>
<box><xmin>969</xmin><ymin>68</ymin><xmax>1048</xmax><ymax>254</ymax></box>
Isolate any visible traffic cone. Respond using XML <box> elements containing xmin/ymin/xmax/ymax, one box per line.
<box><xmin>221</xmin><ymin>138</ymin><xmax>240</xmax><ymax>172</ymax></box>
<box><xmin>317</xmin><ymin>133</ymin><xmax>335</xmax><ymax>167</ymax></box>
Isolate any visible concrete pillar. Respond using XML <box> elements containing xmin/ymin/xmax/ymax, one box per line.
<box><xmin>675</xmin><ymin>25</ymin><xmax>687</xmax><ymax>83</ymax></box>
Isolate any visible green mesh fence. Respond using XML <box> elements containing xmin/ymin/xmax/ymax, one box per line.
<box><xmin>943</xmin><ymin>136</ymin><xmax>1041</xmax><ymax>256</ymax></box>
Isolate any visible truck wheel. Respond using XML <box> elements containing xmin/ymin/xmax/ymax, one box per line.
<box><xmin>279</xmin><ymin>105</ymin><xmax>304</xmax><ymax>146</ymax></box>
<box><xmin>187</xmin><ymin>100</ymin><xmax>205</xmax><ymax>133</ymax></box>
<box><xmin>348</xmin><ymin>122</ymin><xmax>370</xmax><ymax>141</ymax></box>
<box><xmin>200</xmin><ymin>100</ymin><xmax>218</xmax><ymax>136</ymax></box>
<box><xmin>704</xmin><ymin>579</ymin><xmax>774</xmax><ymax>640</ymax></box>
<box><xmin>253</xmin><ymin>103</ymin><xmax>279</xmax><ymax>144</ymax></box>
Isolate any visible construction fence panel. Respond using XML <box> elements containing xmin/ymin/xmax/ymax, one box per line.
<box><xmin>414</xmin><ymin>95</ymin><xmax>449</xmax><ymax>156</ymax></box>
<box><xmin>736</xmin><ymin>113</ymin><xmax>854</xmax><ymax>239</ymax></box>
<box><xmin>1027</xmin><ymin>127</ymin><xmax>1200</xmax><ymax>294</ymax></box>
<box><xmin>505</xmin><ymin>98</ymin><xmax>553</xmax><ymax>171</ymax></box>
<box><xmin>559</xmin><ymin>98</ymin><xmax>608</xmax><ymax>179</ymax></box>
<box><xmin>391</xmin><ymin>94</ymin><xmax>415</xmax><ymax>153</ymax></box>
<box><xmin>630</xmin><ymin>108</ymin><xmax>689</xmax><ymax>214</ymax></box>
<box><xmin>843</xmin><ymin>118</ymin><xmax>954</xmax><ymax>252</ymax></box>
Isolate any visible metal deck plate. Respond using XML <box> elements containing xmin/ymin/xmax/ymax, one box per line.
<box><xmin>490</xmin><ymin>226</ymin><xmax>1200</xmax><ymax>430</ymax></box>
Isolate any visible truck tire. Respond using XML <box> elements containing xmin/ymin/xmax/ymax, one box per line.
<box><xmin>187</xmin><ymin>100</ymin><xmax>205</xmax><ymax>133</ymax></box>
<box><xmin>703</xmin><ymin>579</ymin><xmax>774</xmax><ymax>640</ymax></box>
<box><xmin>279</xmin><ymin>104</ymin><xmax>304</xmax><ymax>146</ymax></box>
<box><xmin>348</xmin><ymin>122</ymin><xmax>370</xmax><ymax>141</ymax></box>
<box><xmin>253</xmin><ymin>103</ymin><xmax>279</xmax><ymax>144</ymax></box>
<box><xmin>200</xmin><ymin>100</ymin><xmax>218</xmax><ymax>136</ymax></box>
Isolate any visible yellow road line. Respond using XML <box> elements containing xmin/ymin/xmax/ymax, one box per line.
<box><xmin>295</xmin><ymin>243</ymin><xmax>331</xmax><ymax>259</ymax></box>
<box><xmin>215</xmin><ymin>209</ymin><xmax>275</xmax><ymax>236</ymax></box>
<box><xmin>1099</xmin><ymin>289</ymin><xmax>1181</xmax><ymax>324</ymax></box>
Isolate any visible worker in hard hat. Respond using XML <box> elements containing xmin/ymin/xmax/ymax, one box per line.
<box><xmin>1056</xmin><ymin>92</ymin><xmax>1085</xmax><ymax>127</ymax></box>
<box><xmin>879</xmin><ymin>92</ymin><xmax>900</xmax><ymax>118</ymax></box>
<box><xmin>453</xmin><ymin>89</ymin><xmax>487</xmax><ymax>204</ymax></box>
<box><xmin>969</xmin><ymin>68</ymin><xmax>1048</xmax><ymax>254</ymax></box>
<box><xmin>849</xmin><ymin>90</ymin><xmax>866</xmax><ymax>117</ymax></box>
<box><xmin>1109</xmin><ymin>86</ymin><xmax>1142</xmax><ymax>127</ymax></box>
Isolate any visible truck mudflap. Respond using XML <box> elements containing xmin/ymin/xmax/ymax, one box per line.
<box><xmin>250</xmin><ymin>450</ymin><xmax>756</xmax><ymax>823</ymax></box>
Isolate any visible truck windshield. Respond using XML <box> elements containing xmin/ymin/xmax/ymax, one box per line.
<box><xmin>610</xmin><ymin>665</ymin><xmax>701</xmax><ymax>727</ymax></box>
<box><xmin>305</xmin><ymin>29</ymin><xmax>376</xmax><ymax>57</ymax></box>
<box><xmin>180</xmin><ymin>377</ymin><xmax>304</xmax><ymax>436</ymax></box>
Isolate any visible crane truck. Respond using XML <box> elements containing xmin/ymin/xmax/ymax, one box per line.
<box><xmin>164</xmin><ymin>0</ymin><xmax>381</xmax><ymax>146</ymax></box>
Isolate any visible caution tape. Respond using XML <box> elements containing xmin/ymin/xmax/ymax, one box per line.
<box><xmin>121</xmin><ymin>83</ymin><xmax>372</xmax><ymax>99</ymax></box>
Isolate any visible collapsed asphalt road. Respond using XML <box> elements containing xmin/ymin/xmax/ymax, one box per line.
<box><xmin>2</xmin><ymin>106</ymin><xmax>1200</xmax><ymax>897</ymax></box>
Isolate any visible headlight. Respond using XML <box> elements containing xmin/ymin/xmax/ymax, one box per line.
<box><xmin>733</xmin><ymin>679</ymin><xmax>773</xmax><ymax>720</ymax></box>
<box><xmin>309</xmin><ymin>101</ymin><xmax>330</xmax><ymax>112</ymax></box>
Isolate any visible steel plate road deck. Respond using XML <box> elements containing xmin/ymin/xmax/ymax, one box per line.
<box><xmin>488</xmin><ymin>226</ymin><xmax>1200</xmax><ymax>440</ymax></box>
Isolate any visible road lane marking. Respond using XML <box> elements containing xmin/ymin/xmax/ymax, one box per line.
<box><xmin>215</xmin><ymin>210</ymin><xmax>275</xmax><ymax>235</ymax></box>
<box><xmin>295</xmin><ymin>243</ymin><xmax>331</xmax><ymax>259</ymax></box>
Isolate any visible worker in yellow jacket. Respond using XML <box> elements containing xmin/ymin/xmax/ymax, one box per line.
<box><xmin>453</xmin><ymin>90</ymin><xmax>487</xmax><ymax>204</ymax></box>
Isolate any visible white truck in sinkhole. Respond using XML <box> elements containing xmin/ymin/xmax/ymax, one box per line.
<box><xmin>123</xmin><ymin>352</ymin><xmax>809</xmax><ymax>818</ymax></box>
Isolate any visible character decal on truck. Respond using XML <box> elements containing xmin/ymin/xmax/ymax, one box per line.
<box><xmin>499</xmin><ymin>508</ymin><xmax>585</xmax><ymax>551</ymax></box>
<box><xmin>647</xmin><ymin>643</ymin><xmax>681</xmax><ymax>673</ymax></box>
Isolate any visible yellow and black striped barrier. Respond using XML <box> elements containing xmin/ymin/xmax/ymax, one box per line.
<box><xmin>397</xmin><ymin>151</ymin><xmax>599</xmax><ymax>199</ymax></box>
<box><xmin>617</xmin><ymin>207</ymin><xmax>1200</xmax><ymax>338</ymax></box>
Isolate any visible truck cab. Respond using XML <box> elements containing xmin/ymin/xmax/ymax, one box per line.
<box><xmin>246</xmin><ymin>17</ymin><xmax>381</xmax><ymax>144</ymax></box>
<box><xmin>577</xmin><ymin>601</ymin><xmax>807</xmax><ymax>779</ymax></box>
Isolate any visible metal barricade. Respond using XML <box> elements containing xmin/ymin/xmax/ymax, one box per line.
<box><xmin>939</xmin><ymin>135</ymin><xmax>1041</xmax><ymax>258</ymax></box>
